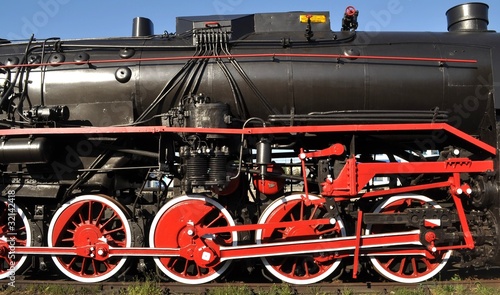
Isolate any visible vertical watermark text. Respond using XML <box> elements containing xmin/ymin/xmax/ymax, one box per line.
<box><xmin>6</xmin><ymin>190</ymin><xmax>17</xmax><ymax>287</ymax></box>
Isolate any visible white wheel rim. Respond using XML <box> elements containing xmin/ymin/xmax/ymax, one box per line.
<box><xmin>255</xmin><ymin>194</ymin><xmax>346</xmax><ymax>284</ymax></box>
<box><xmin>366</xmin><ymin>194</ymin><xmax>452</xmax><ymax>283</ymax></box>
<box><xmin>149</xmin><ymin>195</ymin><xmax>237</xmax><ymax>284</ymax></box>
<box><xmin>48</xmin><ymin>195</ymin><xmax>131</xmax><ymax>283</ymax></box>
<box><xmin>0</xmin><ymin>197</ymin><xmax>31</xmax><ymax>280</ymax></box>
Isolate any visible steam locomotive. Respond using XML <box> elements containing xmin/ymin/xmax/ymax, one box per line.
<box><xmin>1</xmin><ymin>3</ymin><xmax>499</xmax><ymax>285</ymax></box>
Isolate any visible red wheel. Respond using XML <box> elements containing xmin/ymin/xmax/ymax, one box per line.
<box><xmin>255</xmin><ymin>194</ymin><xmax>345</xmax><ymax>284</ymax></box>
<box><xmin>48</xmin><ymin>195</ymin><xmax>131</xmax><ymax>283</ymax></box>
<box><xmin>149</xmin><ymin>195</ymin><xmax>237</xmax><ymax>284</ymax></box>
<box><xmin>365</xmin><ymin>194</ymin><xmax>451</xmax><ymax>283</ymax></box>
<box><xmin>0</xmin><ymin>197</ymin><xmax>31</xmax><ymax>279</ymax></box>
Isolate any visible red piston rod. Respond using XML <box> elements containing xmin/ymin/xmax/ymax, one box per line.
<box><xmin>14</xmin><ymin>230</ymin><xmax>430</xmax><ymax>260</ymax></box>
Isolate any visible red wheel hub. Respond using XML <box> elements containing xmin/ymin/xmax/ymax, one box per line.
<box><xmin>73</xmin><ymin>224</ymin><xmax>102</xmax><ymax>246</ymax></box>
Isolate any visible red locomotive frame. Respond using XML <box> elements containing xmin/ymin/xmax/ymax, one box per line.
<box><xmin>3</xmin><ymin>122</ymin><xmax>495</xmax><ymax>283</ymax></box>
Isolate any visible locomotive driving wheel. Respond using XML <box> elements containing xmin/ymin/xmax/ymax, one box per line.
<box><xmin>0</xmin><ymin>197</ymin><xmax>31</xmax><ymax>280</ymax></box>
<box><xmin>48</xmin><ymin>194</ymin><xmax>131</xmax><ymax>283</ymax></box>
<box><xmin>365</xmin><ymin>194</ymin><xmax>452</xmax><ymax>283</ymax></box>
<box><xmin>255</xmin><ymin>194</ymin><xmax>346</xmax><ymax>285</ymax></box>
<box><xmin>149</xmin><ymin>195</ymin><xmax>237</xmax><ymax>284</ymax></box>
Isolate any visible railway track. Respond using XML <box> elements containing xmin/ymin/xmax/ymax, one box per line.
<box><xmin>3</xmin><ymin>270</ymin><xmax>500</xmax><ymax>295</ymax></box>
<box><xmin>3</xmin><ymin>280</ymin><xmax>500</xmax><ymax>295</ymax></box>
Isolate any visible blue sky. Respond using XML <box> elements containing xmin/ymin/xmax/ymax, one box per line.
<box><xmin>2</xmin><ymin>0</ymin><xmax>498</xmax><ymax>40</ymax></box>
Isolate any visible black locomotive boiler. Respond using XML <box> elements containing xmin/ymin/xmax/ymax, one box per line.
<box><xmin>1</xmin><ymin>3</ymin><xmax>500</xmax><ymax>285</ymax></box>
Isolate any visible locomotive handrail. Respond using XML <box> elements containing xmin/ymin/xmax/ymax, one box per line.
<box><xmin>0</xmin><ymin>53</ymin><xmax>477</xmax><ymax>69</ymax></box>
<box><xmin>0</xmin><ymin>123</ymin><xmax>494</xmax><ymax>154</ymax></box>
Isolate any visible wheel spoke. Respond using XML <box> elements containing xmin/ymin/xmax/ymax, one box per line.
<box><xmin>309</xmin><ymin>205</ymin><xmax>319</xmax><ymax>220</ymax></box>
<box><xmin>102</xmin><ymin>226</ymin><xmax>125</xmax><ymax>236</ymax></box>
<box><xmin>78</xmin><ymin>211</ymin><xmax>85</xmax><ymax>225</ymax></box>
<box><xmin>196</xmin><ymin>265</ymin><xmax>203</xmax><ymax>278</ymax></box>
<box><xmin>91</xmin><ymin>259</ymin><xmax>97</xmax><ymax>275</ymax></box>
<box><xmin>67</xmin><ymin>256</ymin><xmax>77</xmax><ymax>269</ymax></box>
<box><xmin>102</xmin><ymin>260</ymin><xmax>111</xmax><ymax>271</ymax></box>
<box><xmin>382</xmin><ymin>257</ymin><xmax>395</xmax><ymax>268</ymax></box>
<box><xmin>205</xmin><ymin>211</ymin><xmax>224</xmax><ymax>228</ymax></box>
<box><xmin>182</xmin><ymin>259</ymin><xmax>189</xmax><ymax>276</ymax></box>
<box><xmin>422</xmin><ymin>258</ymin><xmax>432</xmax><ymax>269</ymax></box>
<box><xmin>288</xmin><ymin>257</ymin><xmax>297</xmax><ymax>275</ymax></box>
<box><xmin>95</xmin><ymin>205</ymin><xmax>106</xmax><ymax>226</ymax></box>
<box><xmin>397</xmin><ymin>257</ymin><xmax>407</xmax><ymax>276</ymax></box>
<box><xmin>80</xmin><ymin>258</ymin><xmax>87</xmax><ymax>276</ymax></box>
<box><xmin>88</xmin><ymin>201</ymin><xmax>93</xmax><ymax>222</ymax></box>
<box><xmin>100</xmin><ymin>213</ymin><xmax>117</xmax><ymax>229</ymax></box>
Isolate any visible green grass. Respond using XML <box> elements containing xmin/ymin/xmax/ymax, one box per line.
<box><xmin>208</xmin><ymin>283</ymin><xmax>296</xmax><ymax>295</ymax></box>
<box><xmin>259</xmin><ymin>283</ymin><xmax>296</xmax><ymax>295</ymax></box>
<box><xmin>120</xmin><ymin>274</ymin><xmax>164</xmax><ymax>295</ymax></box>
<box><xmin>122</xmin><ymin>279</ymin><xmax>164</xmax><ymax>295</ymax></box>
<box><xmin>206</xmin><ymin>284</ymin><xmax>254</xmax><ymax>295</ymax></box>
<box><xmin>391</xmin><ymin>286</ymin><xmax>429</xmax><ymax>295</ymax></box>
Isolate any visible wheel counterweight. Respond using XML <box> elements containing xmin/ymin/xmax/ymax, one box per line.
<box><xmin>47</xmin><ymin>195</ymin><xmax>131</xmax><ymax>283</ymax></box>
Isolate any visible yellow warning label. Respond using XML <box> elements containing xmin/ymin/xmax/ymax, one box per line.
<box><xmin>299</xmin><ymin>15</ymin><xmax>327</xmax><ymax>23</ymax></box>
